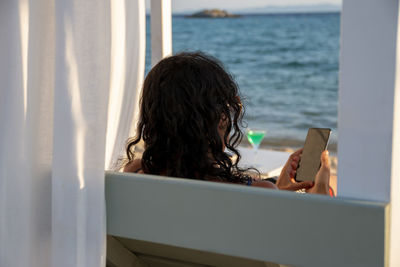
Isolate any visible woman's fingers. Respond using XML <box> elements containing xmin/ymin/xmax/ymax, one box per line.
<box><xmin>287</xmin><ymin>149</ymin><xmax>302</xmax><ymax>165</ymax></box>
<box><xmin>280</xmin><ymin>151</ymin><xmax>331</xmax><ymax>195</ymax></box>
<box><xmin>288</xmin><ymin>151</ymin><xmax>301</xmax><ymax>170</ymax></box>
<box><xmin>277</xmin><ymin>148</ymin><xmax>304</xmax><ymax>189</ymax></box>
<box><xmin>320</xmin><ymin>150</ymin><xmax>330</xmax><ymax>171</ymax></box>
<box><xmin>283</xmin><ymin>181</ymin><xmax>314</xmax><ymax>191</ymax></box>
<box><xmin>290</xmin><ymin>148</ymin><xmax>303</xmax><ymax>159</ymax></box>
<box><xmin>309</xmin><ymin>150</ymin><xmax>331</xmax><ymax>195</ymax></box>
<box><xmin>317</xmin><ymin>151</ymin><xmax>330</xmax><ymax>178</ymax></box>
<box><xmin>291</xmin><ymin>160</ymin><xmax>298</xmax><ymax>169</ymax></box>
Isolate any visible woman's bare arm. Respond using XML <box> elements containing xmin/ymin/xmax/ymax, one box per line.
<box><xmin>123</xmin><ymin>159</ymin><xmax>143</xmax><ymax>173</ymax></box>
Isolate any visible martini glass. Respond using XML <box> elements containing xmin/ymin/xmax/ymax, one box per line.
<box><xmin>246</xmin><ymin>129</ymin><xmax>266</xmax><ymax>152</ymax></box>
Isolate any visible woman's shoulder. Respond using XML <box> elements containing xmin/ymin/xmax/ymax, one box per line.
<box><xmin>251</xmin><ymin>179</ymin><xmax>278</xmax><ymax>189</ymax></box>
<box><xmin>123</xmin><ymin>159</ymin><xmax>143</xmax><ymax>173</ymax></box>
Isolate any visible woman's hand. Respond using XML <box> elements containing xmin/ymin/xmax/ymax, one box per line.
<box><xmin>307</xmin><ymin>150</ymin><xmax>331</xmax><ymax>195</ymax></box>
<box><xmin>276</xmin><ymin>148</ymin><xmax>314</xmax><ymax>191</ymax></box>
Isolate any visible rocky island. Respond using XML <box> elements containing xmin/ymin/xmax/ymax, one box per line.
<box><xmin>187</xmin><ymin>9</ymin><xmax>240</xmax><ymax>18</ymax></box>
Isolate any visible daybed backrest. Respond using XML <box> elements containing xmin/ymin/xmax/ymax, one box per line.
<box><xmin>105</xmin><ymin>171</ymin><xmax>388</xmax><ymax>267</ymax></box>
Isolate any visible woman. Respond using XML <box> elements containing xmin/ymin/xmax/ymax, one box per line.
<box><xmin>124</xmin><ymin>52</ymin><xmax>330</xmax><ymax>195</ymax></box>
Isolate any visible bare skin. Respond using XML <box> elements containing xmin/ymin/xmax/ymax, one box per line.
<box><xmin>306</xmin><ymin>150</ymin><xmax>331</xmax><ymax>195</ymax></box>
<box><xmin>276</xmin><ymin>148</ymin><xmax>331</xmax><ymax>195</ymax></box>
<box><xmin>125</xmin><ymin>117</ymin><xmax>330</xmax><ymax>195</ymax></box>
<box><xmin>124</xmin><ymin>159</ymin><xmax>144</xmax><ymax>173</ymax></box>
<box><xmin>123</xmin><ymin>149</ymin><xmax>330</xmax><ymax>194</ymax></box>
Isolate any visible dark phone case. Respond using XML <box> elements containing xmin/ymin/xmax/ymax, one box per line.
<box><xmin>295</xmin><ymin>128</ymin><xmax>331</xmax><ymax>182</ymax></box>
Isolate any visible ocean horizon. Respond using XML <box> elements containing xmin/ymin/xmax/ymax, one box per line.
<box><xmin>145</xmin><ymin>13</ymin><xmax>340</xmax><ymax>152</ymax></box>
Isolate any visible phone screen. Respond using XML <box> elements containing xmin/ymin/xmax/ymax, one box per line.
<box><xmin>295</xmin><ymin>128</ymin><xmax>331</xmax><ymax>182</ymax></box>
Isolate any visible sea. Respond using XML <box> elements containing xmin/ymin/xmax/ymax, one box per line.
<box><xmin>145</xmin><ymin>13</ymin><xmax>340</xmax><ymax>152</ymax></box>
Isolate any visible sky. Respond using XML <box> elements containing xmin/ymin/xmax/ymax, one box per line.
<box><xmin>145</xmin><ymin>0</ymin><xmax>342</xmax><ymax>13</ymax></box>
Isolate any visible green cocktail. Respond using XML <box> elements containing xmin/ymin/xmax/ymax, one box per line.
<box><xmin>246</xmin><ymin>130</ymin><xmax>266</xmax><ymax>150</ymax></box>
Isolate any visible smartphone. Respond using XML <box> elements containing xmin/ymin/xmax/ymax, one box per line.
<box><xmin>295</xmin><ymin>128</ymin><xmax>331</xmax><ymax>182</ymax></box>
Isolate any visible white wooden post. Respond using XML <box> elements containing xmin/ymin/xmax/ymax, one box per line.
<box><xmin>390</xmin><ymin>2</ymin><xmax>400</xmax><ymax>265</ymax></box>
<box><xmin>338</xmin><ymin>0</ymin><xmax>398</xmax><ymax>202</ymax></box>
<box><xmin>150</xmin><ymin>0</ymin><xmax>172</xmax><ymax>66</ymax></box>
<box><xmin>339</xmin><ymin>0</ymin><xmax>400</xmax><ymax>265</ymax></box>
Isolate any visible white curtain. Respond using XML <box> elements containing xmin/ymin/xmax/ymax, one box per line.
<box><xmin>0</xmin><ymin>0</ymin><xmax>145</xmax><ymax>266</ymax></box>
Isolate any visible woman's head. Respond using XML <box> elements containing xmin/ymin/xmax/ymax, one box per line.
<box><xmin>126</xmin><ymin>52</ymin><xmax>249</xmax><ymax>182</ymax></box>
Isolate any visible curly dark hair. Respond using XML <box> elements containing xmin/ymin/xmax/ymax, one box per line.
<box><xmin>126</xmin><ymin>52</ymin><xmax>255</xmax><ymax>183</ymax></box>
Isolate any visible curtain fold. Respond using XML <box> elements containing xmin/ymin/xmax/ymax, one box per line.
<box><xmin>105</xmin><ymin>0</ymin><xmax>146</xmax><ymax>169</ymax></box>
<box><xmin>52</xmin><ymin>1</ymin><xmax>112</xmax><ymax>266</ymax></box>
<box><xmin>0</xmin><ymin>0</ymin><xmax>145</xmax><ymax>266</ymax></box>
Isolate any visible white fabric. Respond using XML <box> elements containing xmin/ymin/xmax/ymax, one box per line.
<box><xmin>106</xmin><ymin>0</ymin><xmax>146</xmax><ymax>169</ymax></box>
<box><xmin>0</xmin><ymin>0</ymin><xmax>145</xmax><ymax>266</ymax></box>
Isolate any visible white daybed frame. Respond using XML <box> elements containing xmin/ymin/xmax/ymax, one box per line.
<box><xmin>105</xmin><ymin>172</ymin><xmax>387</xmax><ymax>267</ymax></box>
